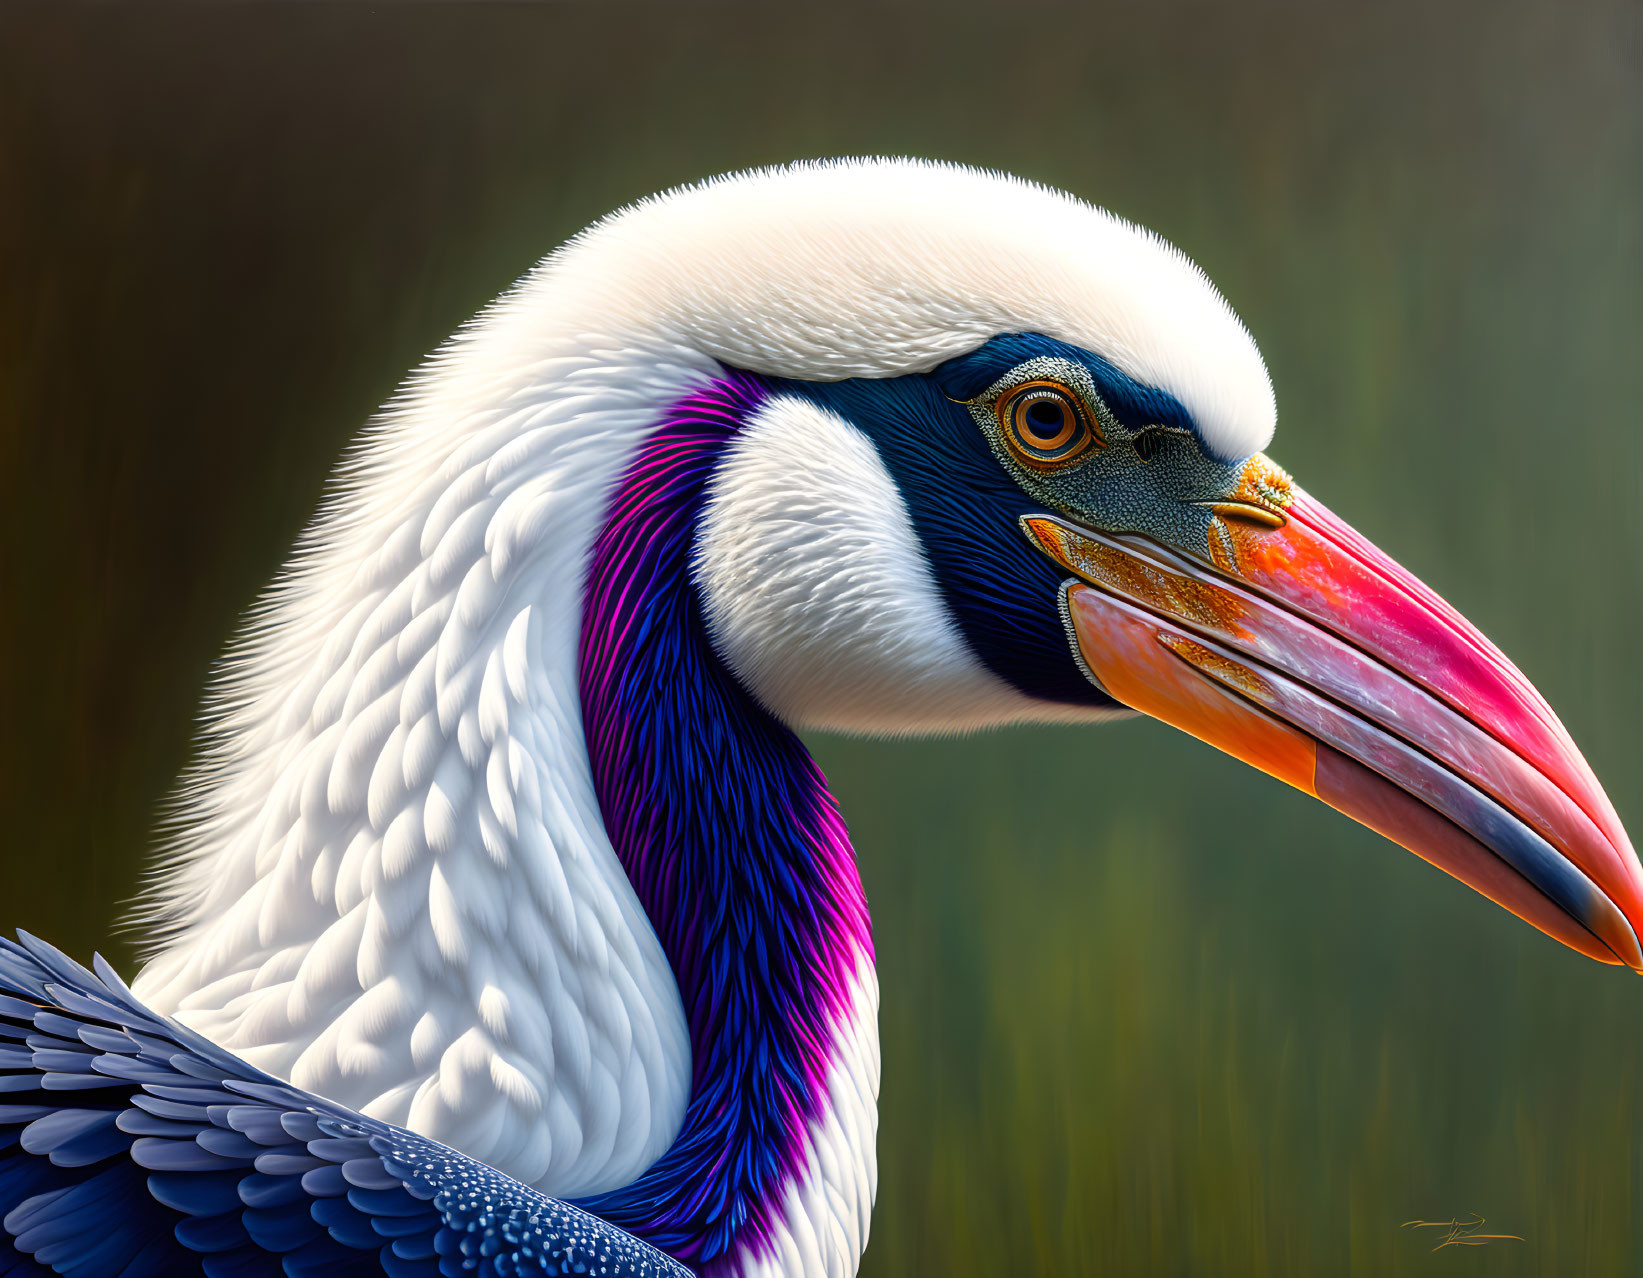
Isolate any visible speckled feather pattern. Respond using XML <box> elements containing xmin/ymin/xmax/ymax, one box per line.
<box><xmin>0</xmin><ymin>933</ymin><xmax>691</xmax><ymax>1276</ymax></box>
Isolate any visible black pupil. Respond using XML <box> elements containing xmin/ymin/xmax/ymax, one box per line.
<box><xmin>1025</xmin><ymin>399</ymin><xmax>1065</xmax><ymax>438</ymax></box>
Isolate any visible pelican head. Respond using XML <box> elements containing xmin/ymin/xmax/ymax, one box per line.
<box><xmin>110</xmin><ymin>158</ymin><xmax>1642</xmax><ymax>1278</ymax></box>
<box><xmin>659</xmin><ymin>161</ymin><xmax>1643</xmax><ymax>973</ymax></box>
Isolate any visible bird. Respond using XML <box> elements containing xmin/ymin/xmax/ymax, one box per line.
<box><xmin>1</xmin><ymin>157</ymin><xmax>1638</xmax><ymax>1278</ymax></box>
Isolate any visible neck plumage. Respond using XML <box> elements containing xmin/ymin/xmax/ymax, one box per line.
<box><xmin>577</xmin><ymin>373</ymin><xmax>876</xmax><ymax>1273</ymax></box>
<box><xmin>128</xmin><ymin>319</ymin><xmax>878</xmax><ymax>1277</ymax></box>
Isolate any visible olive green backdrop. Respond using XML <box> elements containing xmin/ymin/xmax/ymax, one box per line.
<box><xmin>2</xmin><ymin>2</ymin><xmax>1641</xmax><ymax>1273</ymax></box>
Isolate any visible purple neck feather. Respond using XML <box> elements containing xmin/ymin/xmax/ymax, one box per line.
<box><xmin>575</xmin><ymin>373</ymin><xmax>873</xmax><ymax>1270</ymax></box>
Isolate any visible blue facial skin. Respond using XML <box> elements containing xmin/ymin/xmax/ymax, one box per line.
<box><xmin>763</xmin><ymin>333</ymin><xmax>1248</xmax><ymax>712</ymax></box>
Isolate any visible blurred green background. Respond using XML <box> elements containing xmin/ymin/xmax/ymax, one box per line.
<box><xmin>2</xmin><ymin>2</ymin><xmax>1641</xmax><ymax>1273</ymax></box>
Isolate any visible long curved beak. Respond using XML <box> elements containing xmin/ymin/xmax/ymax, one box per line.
<box><xmin>1026</xmin><ymin>456</ymin><xmax>1643</xmax><ymax>970</ymax></box>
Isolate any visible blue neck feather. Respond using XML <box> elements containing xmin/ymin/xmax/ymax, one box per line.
<box><xmin>576</xmin><ymin>373</ymin><xmax>872</xmax><ymax>1271</ymax></box>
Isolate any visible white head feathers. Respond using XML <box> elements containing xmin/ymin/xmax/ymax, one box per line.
<box><xmin>535</xmin><ymin>158</ymin><xmax>1275</xmax><ymax>459</ymax></box>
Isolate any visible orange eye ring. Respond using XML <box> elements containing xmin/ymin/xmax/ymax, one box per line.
<box><xmin>995</xmin><ymin>380</ymin><xmax>1103</xmax><ymax>470</ymax></box>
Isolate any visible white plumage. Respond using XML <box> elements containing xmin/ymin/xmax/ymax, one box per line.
<box><xmin>127</xmin><ymin>158</ymin><xmax>1276</xmax><ymax>1277</ymax></box>
<box><xmin>133</xmin><ymin>333</ymin><xmax>706</xmax><ymax>1199</ymax></box>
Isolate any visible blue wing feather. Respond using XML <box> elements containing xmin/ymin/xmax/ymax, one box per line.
<box><xmin>0</xmin><ymin>936</ymin><xmax>693</xmax><ymax>1277</ymax></box>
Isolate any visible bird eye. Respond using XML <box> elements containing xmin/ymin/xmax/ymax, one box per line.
<box><xmin>996</xmin><ymin>381</ymin><xmax>1102</xmax><ymax>470</ymax></box>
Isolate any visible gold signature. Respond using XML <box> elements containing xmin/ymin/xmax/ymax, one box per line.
<box><xmin>1402</xmin><ymin>1215</ymin><xmax>1524</xmax><ymax>1251</ymax></box>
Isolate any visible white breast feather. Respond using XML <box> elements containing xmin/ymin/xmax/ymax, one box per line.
<box><xmin>133</xmin><ymin>335</ymin><xmax>718</xmax><ymax>1197</ymax></box>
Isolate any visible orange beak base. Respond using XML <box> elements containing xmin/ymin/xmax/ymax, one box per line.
<box><xmin>1027</xmin><ymin>477</ymin><xmax>1643</xmax><ymax>971</ymax></box>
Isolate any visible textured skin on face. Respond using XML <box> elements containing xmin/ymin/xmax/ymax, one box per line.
<box><xmin>578</xmin><ymin>374</ymin><xmax>876</xmax><ymax>1273</ymax></box>
<box><xmin>940</xmin><ymin>334</ymin><xmax>1254</xmax><ymax>561</ymax></box>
